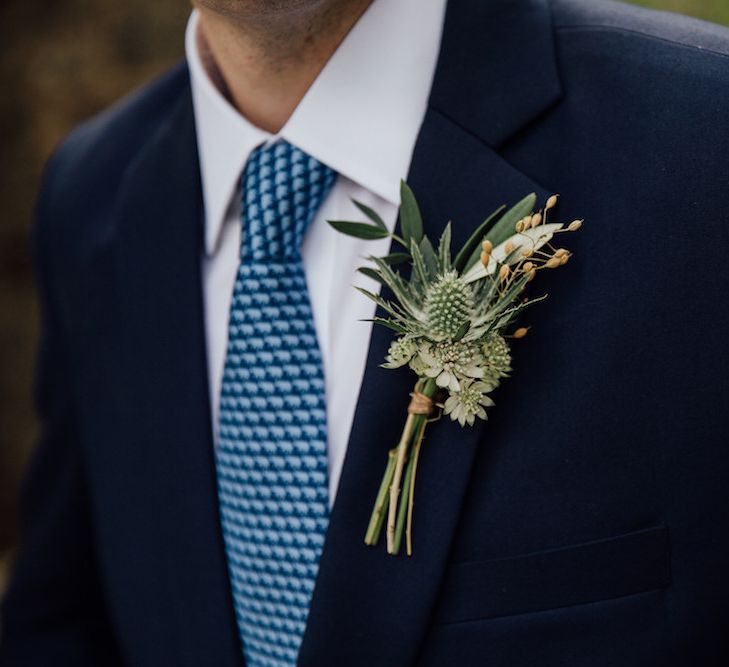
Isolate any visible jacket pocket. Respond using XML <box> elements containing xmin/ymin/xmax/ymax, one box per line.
<box><xmin>433</xmin><ymin>525</ymin><xmax>670</xmax><ymax>625</ymax></box>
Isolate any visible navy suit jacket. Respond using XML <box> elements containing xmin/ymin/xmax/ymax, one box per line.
<box><xmin>2</xmin><ymin>0</ymin><xmax>728</xmax><ymax>664</ymax></box>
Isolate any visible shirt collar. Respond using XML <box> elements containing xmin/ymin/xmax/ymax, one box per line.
<box><xmin>185</xmin><ymin>0</ymin><xmax>447</xmax><ymax>256</ymax></box>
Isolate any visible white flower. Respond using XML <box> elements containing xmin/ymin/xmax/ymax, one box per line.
<box><xmin>444</xmin><ymin>380</ymin><xmax>496</xmax><ymax>427</ymax></box>
<box><xmin>418</xmin><ymin>340</ymin><xmax>485</xmax><ymax>393</ymax></box>
<box><xmin>408</xmin><ymin>353</ymin><xmax>430</xmax><ymax>376</ymax></box>
<box><xmin>382</xmin><ymin>337</ymin><xmax>418</xmax><ymax>369</ymax></box>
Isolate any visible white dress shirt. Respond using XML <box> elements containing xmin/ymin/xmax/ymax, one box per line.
<box><xmin>186</xmin><ymin>0</ymin><xmax>447</xmax><ymax>504</ymax></box>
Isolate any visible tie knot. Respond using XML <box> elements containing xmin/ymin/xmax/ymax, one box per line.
<box><xmin>240</xmin><ymin>141</ymin><xmax>337</xmax><ymax>262</ymax></box>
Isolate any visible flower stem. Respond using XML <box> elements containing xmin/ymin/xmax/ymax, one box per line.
<box><xmin>363</xmin><ymin>377</ymin><xmax>439</xmax><ymax>554</ymax></box>
<box><xmin>386</xmin><ymin>378</ymin><xmax>438</xmax><ymax>555</ymax></box>
<box><xmin>364</xmin><ymin>449</ymin><xmax>398</xmax><ymax>546</ymax></box>
<box><xmin>392</xmin><ymin>442</ymin><xmax>416</xmax><ymax>555</ymax></box>
<box><xmin>405</xmin><ymin>421</ymin><xmax>426</xmax><ymax>556</ymax></box>
<box><xmin>386</xmin><ymin>410</ymin><xmax>418</xmax><ymax>553</ymax></box>
<box><xmin>392</xmin><ymin>417</ymin><xmax>426</xmax><ymax>555</ymax></box>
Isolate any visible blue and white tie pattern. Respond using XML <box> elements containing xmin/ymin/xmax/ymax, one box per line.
<box><xmin>216</xmin><ymin>141</ymin><xmax>337</xmax><ymax>666</ymax></box>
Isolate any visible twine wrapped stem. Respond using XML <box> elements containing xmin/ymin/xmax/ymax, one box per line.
<box><xmin>363</xmin><ymin>377</ymin><xmax>438</xmax><ymax>555</ymax></box>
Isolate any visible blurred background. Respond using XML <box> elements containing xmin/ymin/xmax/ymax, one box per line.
<box><xmin>1</xmin><ymin>0</ymin><xmax>728</xmax><ymax>593</ymax></box>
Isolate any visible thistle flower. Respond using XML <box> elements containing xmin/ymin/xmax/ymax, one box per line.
<box><xmin>444</xmin><ymin>380</ymin><xmax>496</xmax><ymax>426</ymax></box>
<box><xmin>481</xmin><ymin>333</ymin><xmax>512</xmax><ymax>382</ymax></box>
<box><xmin>424</xmin><ymin>271</ymin><xmax>474</xmax><ymax>341</ymax></box>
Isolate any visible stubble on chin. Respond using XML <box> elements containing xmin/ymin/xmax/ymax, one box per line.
<box><xmin>193</xmin><ymin>0</ymin><xmax>327</xmax><ymax>21</ymax></box>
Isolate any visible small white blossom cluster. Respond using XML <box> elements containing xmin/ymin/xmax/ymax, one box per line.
<box><xmin>385</xmin><ymin>329</ymin><xmax>511</xmax><ymax>426</ymax></box>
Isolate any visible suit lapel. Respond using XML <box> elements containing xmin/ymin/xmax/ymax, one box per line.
<box><xmin>109</xmin><ymin>87</ymin><xmax>243</xmax><ymax>665</ymax></box>
<box><xmin>299</xmin><ymin>1</ymin><xmax>562</xmax><ymax>664</ymax></box>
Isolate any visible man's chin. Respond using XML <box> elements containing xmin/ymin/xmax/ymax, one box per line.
<box><xmin>193</xmin><ymin>0</ymin><xmax>327</xmax><ymax>19</ymax></box>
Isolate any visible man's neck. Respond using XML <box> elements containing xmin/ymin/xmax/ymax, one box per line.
<box><xmin>194</xmin><ymin>0</ymin><xmax>373</xmax><ymax>133</ymax></box>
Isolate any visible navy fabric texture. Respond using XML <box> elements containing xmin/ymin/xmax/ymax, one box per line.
<box><xmin>1</xmin><ymin>1</ymin><xmax>728</xmax><ymax>666</ymax></box>
<box><xmin>216</xmin><ymin>141</ymin><xmax>336</xmax><ymax>666</ymax></box>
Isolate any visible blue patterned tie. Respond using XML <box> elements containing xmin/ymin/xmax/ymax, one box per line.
<box><xmin>216</xmin><ymin>141</ymin><xmax>337</xmax><ymax>666</ymax></box>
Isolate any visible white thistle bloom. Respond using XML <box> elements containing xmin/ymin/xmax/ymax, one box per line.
<box><xmin>418</xmin><ymin>340</ymin><xmax>485</xmax><ymax>392</ymax></box>
<box><xmin>444</xmin><ymin>380</ymin><xmax>496</xmax><ymax>427</ymax></box>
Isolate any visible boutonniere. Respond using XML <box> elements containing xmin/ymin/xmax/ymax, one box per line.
<box><xmin>328</xmin><ymin>183</ymin><xmax>583</xmax><ymax>557</ymax></box>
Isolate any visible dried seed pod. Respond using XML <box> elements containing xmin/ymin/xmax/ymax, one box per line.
<box><xmin>530</xmin><ymin>213</ymin><xmax>542</xmax><ymax>228</ymax></box>
<box><xmin>546</xmin><ymin>194</ymin><xmax>559</xmax><ymax>210</ymax></box>
<box><xmin>522</xmin><ymin>246</ymin><xmax>534</xmax><ymax>258</ymax></box>
<box><xmin>499</xmin><ymin>265</ymin><xmax>510</xmax><ymax>281</ymax></box>
<box><xmin>481</xmin><ymin>239</ymin><xmax>493</xmax><ymax>253</ymax></box>
<box><xmin>513</xmin><ymin>327</ymin><xmax>529</xmax><ymax>339</ymax></box>
<box><xmin>527</xmin><ymin>269</ymin><xmax>537</xmax><ymax>281</ymax></box>
<box><xmin>504</xmin><ymin>241</ymin><xmax>514</xmax><ymax>253</ymax></box>
<box><xmin>480</xmin><ymin>251</ymin><xmax>491</xmax><ymax>266</ymax></box>
<box><xmin>522</xmin><ymin>261</ymin><xmax>534</xmax><ymax>272</ymax></box>
<box><xmin>546</xmin><ymin>257</ymin><xmax>562</xmax><ymax>269</ymax></box>
<box><xmin>568</xmin><ymin>220</ymin><xmax>583</xmax><ymax>232</ymax></box>
<box><xmin>555</xmin><ymin>248</ymin><xmax>568</xmax><ymax>257</ymax></box>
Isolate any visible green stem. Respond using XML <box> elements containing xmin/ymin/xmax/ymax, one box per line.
<box><xmin>391</xmin><ymin>418</ymin><xmax>426</xmax><ymax>555</ymax></box>
<box><xmin>405</xmin><ymin>421</ymin><xmax>427</xmax><ymax>556</ymax></box>
<box><xmin>390</xmin><ymin>233</ymin><xmax>408</xmax><ymax>249</ymax></box>
<box><xmin>363</xmin><ymin>377</ymin><xmax>439</xmax><ymax>554</ymax></box>
<box><xmin>390</xmin><ymin>377</ymin><xmax>438</xmax><ymax>555</ymax></box>
<box><xmin>364</xmin><ymin>449</ymin><xmax>398</xmax><ymax>545</ymax></box>
<box><xmin>386</xmin><ymin>409</ymin><xmax>419</xmax><ymax>553</ymax></box>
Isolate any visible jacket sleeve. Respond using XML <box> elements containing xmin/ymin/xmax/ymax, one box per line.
<box><xmin>0</xmin><ymin>155</ymin><xmax>123</xmax><ymax>666</ymax></box>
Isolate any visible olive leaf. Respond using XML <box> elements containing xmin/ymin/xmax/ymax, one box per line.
<box><xmin>399</xmin><ymin>180</ymin><xmax>424</xmax><ymax>248</ymax></box>
<box><xmin>327</xmin><ymin>220</ymin><xmax>391</xmax><ymax>240</ymax></box>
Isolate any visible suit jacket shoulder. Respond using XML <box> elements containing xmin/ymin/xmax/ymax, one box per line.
<box><xmin>551</xmin><ymin>0</ymin><xmax>729</xmax><ymax>63</ymax></box>
<box><xmin>38</xmin><ymin>62</ymin><xmax>190</xmax><ymax>264</ymax></box>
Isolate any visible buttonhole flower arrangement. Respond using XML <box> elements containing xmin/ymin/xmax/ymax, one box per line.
<box><xmin>328</xmin><ymin>183</ymin><xmax>583</xmax><ymax>557</ymax></box>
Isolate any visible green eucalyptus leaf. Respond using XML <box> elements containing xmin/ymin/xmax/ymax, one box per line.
<box><xmin>328</xmin><ymin>220</ymin><xmax>390</xmax><ymax>240</ymax></box>
<box><xmin>453</xmin><ymin>205</ymin><xmax>506</xmax><ymax>273</ymax></box>
<box><xmin>352</xmin><ymin>199</ymin><xmax>387</xmax><ymax>230</ymax></box>
<box><xmin>399</xmin><ymin>180</ymin><xmax>424</xmax><ymax>247</ymax></box>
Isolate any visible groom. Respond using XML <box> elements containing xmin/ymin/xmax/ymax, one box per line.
<box><xmin>2</xmin><ymin>0</ymin><xmax>728</xmax><ymax>664</ymax></box>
